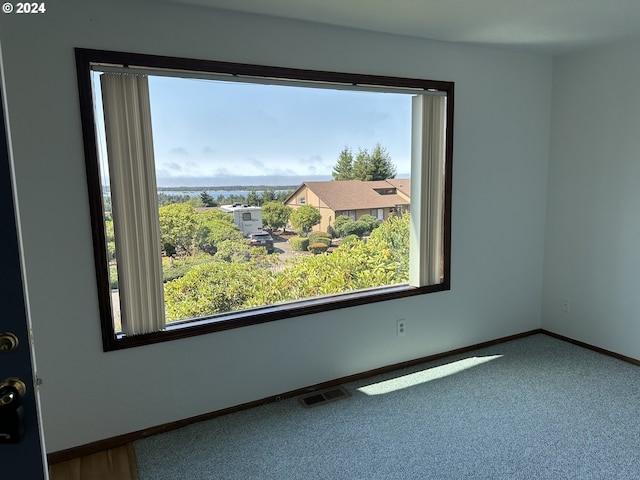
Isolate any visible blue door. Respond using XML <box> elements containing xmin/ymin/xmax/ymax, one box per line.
<box><xmin>0</xmin><ymin>68</ymin><xmax>48</xmax><ymax>476</ymax></box>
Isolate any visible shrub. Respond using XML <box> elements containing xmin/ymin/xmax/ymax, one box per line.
<box><xmin>107</xmin><ymin>241</ymin><xmax>116</xmax><ymax>261</ymax></box>
<box><xmin>109</xmin><ymin>264</ymin><xmax>118</xmax><ymax>289</ymax></box>
<box><xmin>308</xmin><ymin>231</ymin><xmax>332</xmax><ymax>246</ymax></box>
<box><xmin>162</xmin><ymin>255</ymin><xmax>215</xmax><ymax>282</ymax></box>
<box><xmin>214</xmin><ymin>239</ymin><xmax>252</xmax><ymax>263</ymax></box>
<box><xmin>308</xmin><ymin>242</ymin><xmax>329</xmax><ymax>254</ymax></box>
<box><xmin>333</xmin><ymin>215</ymin><xmax>352</xmax><ymax>237</ymax></box>
<box><xmin>289</xmin><ymin>236</ymin><xmax>310</xmax><ymax>251</ymax></box>
<box><xmin>341</xmin><ymin>234</ymin><xmax>359</xmax><ymax>245</ymax></box>
<box><xmin>356</xmin><ymin>214</ymin><xmax>381</xmax><ymax>234</ymax></box>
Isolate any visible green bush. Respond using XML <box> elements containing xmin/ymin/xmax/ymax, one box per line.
<box><xmin>308</xmin><ymin>231</ymin><xmax>332</xmax><ymax>246</ymax></box>
<box><xmin>341</xmin><ymin>234</ymin><xmax>359</xmax><ymax>245</ymax></box>
<box><xmin>333</xmin><ymin>215</ymin><xmax>352</xmax><ymax>237</ymax></box>
<box><xmin>308</xmin><ymin>242</ymin><xmax>329</xmax><ymax>254</ymax></box>
<box><xmin>356</xmin><ymin>214</ymin><xmax>381</xmax><ymax>234</ymax></box>
<box><xmin>289</xmin><ymin>236</ymin><xmax>310</xmax><ymax>251</ymax></box>
<box><xmin>214</xmin><ymin>239</ymin><xmax>252</xmax><ymax>263</ymax></box>
<box><xmin>109</xmin><ymin>264</ymin><xmax>118</xmax><ymax>289</ymax></box>
<box><xmin>164</xmin><ymin>261</ymin><xmax>271</xmax><ymax>321</ymax></box>
<box><xmin>162</xmin><ymin>255</ymin><xmax>215</xmax><ymax>283</ymax></box>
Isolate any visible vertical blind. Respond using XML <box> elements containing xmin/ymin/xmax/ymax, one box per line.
<box><xmin>409</xmin><ymin>94</ymin><xmax>446</xmax><ymax>286</ymax></box>
<box><xmin>100</xmin><ymin>72</ymin><xmax>166</xmax><ymax>335</ymax></box>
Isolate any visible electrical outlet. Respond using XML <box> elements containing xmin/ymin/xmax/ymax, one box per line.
<box><xmin>560</xmin><ymin>297</ymin><xmax>570</xmax><ymax>313</ymax></box>
<box><xmin>396</xmin><ymin>318</ymin><xmax>406</xmax><ymax>337</ymax></box>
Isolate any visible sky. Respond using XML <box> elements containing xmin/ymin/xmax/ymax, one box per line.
<box><xmin>95</xmin><ymin>73</ymin><xmax>413</xmax><ymax>187</ymax></box>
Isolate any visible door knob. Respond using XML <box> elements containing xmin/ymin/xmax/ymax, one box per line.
<box><xmin>0</xmin><ymin>378</ymin><xmax>26</xmax><ymax>402</ymax></box>
<box><xmin>0</xmin><ymin>378</ymin><xmax>26</xmax><ymax>443</ymax></box>
<box><xmin>0</xmin><ymin>332</ymin><xmax>19</xmax><ymax>352</ymax></box>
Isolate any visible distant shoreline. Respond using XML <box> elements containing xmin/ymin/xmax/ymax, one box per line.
<box><xmin>157</xmin><ymin>185</ymin><xmax>297</xmax><ymax>192</ymax></box>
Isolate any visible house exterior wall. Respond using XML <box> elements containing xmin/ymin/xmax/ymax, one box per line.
<box><xmin>285</xmin><ymin>185</ymin><xmax>337</xmax><ymax>233</ymax></box>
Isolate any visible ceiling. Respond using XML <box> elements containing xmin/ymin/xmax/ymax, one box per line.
<box><xmin>163</xmin><ymin>0</ymin><xmax>640</xmax><ymax>55</ymax></box>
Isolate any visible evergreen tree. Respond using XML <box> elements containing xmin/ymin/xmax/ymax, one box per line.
<box><xmin>367</xmin><ymin>143</ymin><xmax>396</xmax><ymax>180</ymax></box>
<box><xmin>200</xmin><ymin>191</ymin><xmax>216</xmax><ymax>207</ymax></box>
<box><xmin>353</xmin><ymin>148</ymin><xmax>372</xmax><ymax>181</ymax></box>
<box><xmin>332</xmin><ymin>147</ymin><xmax>354</xmax><ymax>180</ymax></box>
<box><xmin>262</xmin><ymin>189</ymin><xmax>276</xmax><ymax>203</ymax></box>
<box><xmin>246</xmin><ymin>190</ymin><xmax>260</xmax><ymax>206</ymax></box>
<box><xmin>331</xmin><ymin>144</ymin><xmax>397</xmax><ymax>181</ymax></box>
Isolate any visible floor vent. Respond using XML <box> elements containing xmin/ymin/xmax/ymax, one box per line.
<box><xmin>299</xmin><ymin>387</ymin><xmax>350</xmax><ymax>408</ymax></box>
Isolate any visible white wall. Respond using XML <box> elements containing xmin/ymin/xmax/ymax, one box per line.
<box><xmin>0</xmin><ymin>0</ymin><xmax>551</xmax><ymax>451</ymax></box>
<box><xmin>542</xmin><ymin>38</ymin><xmax>640</xmax><ymax>359</ymax></box>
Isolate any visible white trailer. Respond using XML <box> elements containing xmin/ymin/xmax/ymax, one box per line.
<box><xmin>220</xmin><ymin>204</ymin><xmax>263</xmax><ymax>237</ymax></box>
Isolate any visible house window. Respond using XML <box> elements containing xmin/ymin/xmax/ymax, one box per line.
<box><xmin>75</xmin><ymin>48</ymin><xmax>453</xmax><ymax>350</ymax></box>
<box><xmin>371</xmin><ymin>208</ymin><xmax>384</xmax><ymax>220</ymax></box>
<box><xmin>344</xmin><ymin>210</ymin><xmax>357</xmax><ymax>221</ymax></box>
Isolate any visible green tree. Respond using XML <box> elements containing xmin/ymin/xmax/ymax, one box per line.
<box><xmin>194</xmin><ymin>209</ymin><xmax>244</xmax><ymax>254</ymax></box>
<box><xmin>367</xmin><ymin>143</ymin><xmax>396</xmax><ymax>180</ymax></box>
<box><xmin>157</xmin><ymin>192</ymin><xmax>192</xmax><ymax>206</ymax></box>
<box><xmin>159</xmin><ymin>203</ymin><xmax>199</xmax><ymax>256</ymax></box>
<box><xmin>262</xmin><ymin>201</ymin><xmax>291</xmax><ymax>232</ymax></box>
<box><xmin>289</xmin><ymin>205</ymin><xmax>322</xmax><ymax>236</ymax></box>
<box><xmin>332</xmin><ymin>143</ymin><xmax>397</xmax><ymax>181</ymax></box>
<box><xmin>200</xmin><ymin>191</ymin><xmax>216</xmax><ymax>207</ymax></box>
<box><xmin>246</xmin><ymin>190</ymin><xmax>260</xmax><ymax>206</ymax></box>
<box><xmin>332</xmin><ymin>146</ymin><xmax>354</xmax><ymax>180</ymax></box>
<box><xmin>262</xmin><ymin>189</ymin><xmax>276</xmax><ymax>203</ymax></box>
<box><xmin>352</xmin><ymin>148</ymin><xmax>372</xmax><ymax>181</ymax></box>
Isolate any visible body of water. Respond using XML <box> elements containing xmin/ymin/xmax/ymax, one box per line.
<box><xmin>158</xmin><ymin>189</ymin><xmax>291</xmax><ymax>198</ymax></box>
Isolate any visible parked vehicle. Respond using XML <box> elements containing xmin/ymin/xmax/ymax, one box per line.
<box><xmin>249</xmin><ymin>231</ymin><xmax>274</xmax><ymax>253</ymax></box>
<box><xmin>220</xmin><ymin>204</ymin><xmax>263</xmax><ymax>237</ymax></box>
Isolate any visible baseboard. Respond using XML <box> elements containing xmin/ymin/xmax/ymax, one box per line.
<box><xmin>541</xmin><ymin>329</ymin><xmax>640</xmax><ymax>366</ymax></box>
<box><xmin>47</xmin><ymin>328</ymin><xmax>544</xmax><ymax>464</ymax></box>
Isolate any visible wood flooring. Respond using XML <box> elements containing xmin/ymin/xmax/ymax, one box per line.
<box><xmin>48</xmin><ymin>444</ymin><xmax>138</xmax><ymax>480</ymax></box>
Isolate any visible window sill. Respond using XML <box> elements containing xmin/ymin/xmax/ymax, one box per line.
<box><xmin>105</xmin><ymin>282</ymin><xmax>448</xmax><ymax>351</ymax></box>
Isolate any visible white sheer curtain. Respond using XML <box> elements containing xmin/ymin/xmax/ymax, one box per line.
<box><xmin>409</xmin><ymin>94</ymin><xmax>447</xmax><ymax>287</ymax></box>
<box><xmin>100</xmin><ymin>72</ymin><xmax>165</xmax><ymax>335</ymax></box>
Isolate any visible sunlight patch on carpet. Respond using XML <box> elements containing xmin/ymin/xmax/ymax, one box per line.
<box><xmin>357</xmin><ymin>355</ymin><xmax>503</xmax><ymax>395</ymax></box>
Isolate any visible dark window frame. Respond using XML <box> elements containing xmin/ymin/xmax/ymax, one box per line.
<box><xmin>75</xmin><ymin>48</ymin><xmax>454</xmax><ymax>351</ymax></box>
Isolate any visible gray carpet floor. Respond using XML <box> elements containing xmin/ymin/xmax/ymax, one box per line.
<box><xmin>134</xmin><ymin>334</ymin><xmax>640</xmax><ymax>479</ymax></box>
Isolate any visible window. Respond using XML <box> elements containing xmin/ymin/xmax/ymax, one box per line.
<box><xmin>371</xmin><ymin>209</ymin><xmax>384</xmax><ymax>221</ymax></box>
<box><xmin>75</xmin><ymin>48</ymin><xmax>453</xmax><ymax>350</ymax></box>
<box><xmin>343</xmin><ymin>210</ymin><xmax>357</xmax><ymax>221</ymax></box>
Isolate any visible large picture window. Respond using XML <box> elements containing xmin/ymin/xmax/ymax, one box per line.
<box><xmin>75</xmin><ymin>49</ymin><xmax>454</xmax><ymax>350</ymax></box>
